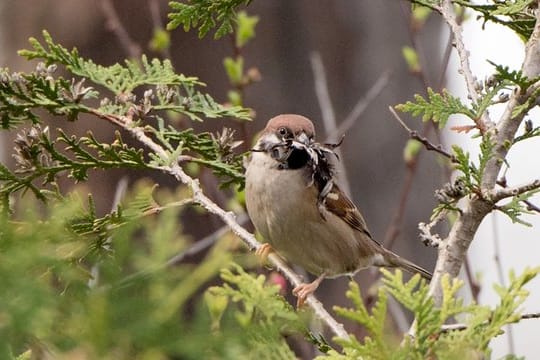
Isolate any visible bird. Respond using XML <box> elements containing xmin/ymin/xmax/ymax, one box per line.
<box><xmin>244</xmin><ymin>114</ymin><xmax>432</xmax><ymax>306</ymax></box>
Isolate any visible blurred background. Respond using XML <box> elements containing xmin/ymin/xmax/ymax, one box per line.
<box><xmin>4</xmin><ymin>0</ymin><xmax>504</xmax><ymax>356</ymax></box>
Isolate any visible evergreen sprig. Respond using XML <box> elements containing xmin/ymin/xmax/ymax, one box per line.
<box><xmin>1</xmin><ymin>125</ymin><xmax>149</xmax><ymax>204</ymax></box>
<box><xmin>320</xmin><ymin>268</ymin><xmax>539</xmax><ymax>359</ymax></box>
<box><xmin>19</xmin><ymin>31</ymin><xmax>199</xmax><ymax>94</ymax></box>
<box><xmin>206</xmin><ymin>264</ymin><xmax>305</xmax><ymax>358</ymax></box>
<box><xmin>331</xmin><ymin>283</ymin><xmax>390</xmax><ymax>359</ymax></box>
<box><xmin>1</xmin><ymin>32</ymin><xmax>250</xmax><ymax>205</ymax></box>
<box><xmin>496</xmin><ymin>188</ymin><xmax>540</xmax><ymax>227</ymax></box>
<box><xmin>0</xmin><ymin>66</ymin><xmax>94</xmax><ymax>128</ymax></box>
<box><xmin>167</xmin><ymin>0</ymin><xmax>252</xmax><ymax>39</ymax></box>
<box><xmin>18</xmin><ymin>31</ymin><xmax>251</xmax><ymax>122</ymax></box>
<box><xmin>454</xmin><ymin>0</ymin><xmax>536</xmax><ymax>40</ymax></box>
<box><xmin>430</xmin><ymin>138</ymin><xmax>495</xmax><ymax>219</ymax></box>
<box><xmin>488</xmin><ymin>60</ymin><xmax>537</xmax><ymax>90</ymax></box>
<box><xmin>154</xmin><ymin>123</ymin><xmax>245</xmax><ymax>187</ymax></box>
<box><xmin>0</xmin><ymin>185</ymin><xmax>239</xmax><ymax>359</ymax></box>
<box><xmin>396</xmin><ymin>88</ymin><xmax>474</xmax><ymax>128</ymax></box>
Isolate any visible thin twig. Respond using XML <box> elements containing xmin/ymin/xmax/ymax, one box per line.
<box><xmin>490</xmin><ymin>213</ymin><xmax>515</xmax><ymax>353</ymax></box>
<box><xmin>418</xmin><ymin>212</ymin><xmax>445</xmax><ymax>248</ymax></box>
<box><xmin>439</xmin><ymin>312</ymin><xmax>540</xmax><ymax>333</ymax></box>
<box><xmin>90</xmin><ymin>108</ymin><xmax>350</xmax><ymax>340</ymax></box>
<box><xmin>310</xmin><ymin>52</ymin><xmax>351</xmax><ymax>196</ymax></box>
<box><xmin>462</xmin><ymin>257</ymin><xmax>481</xmax><ymax>301</ymax></box>
<box><xmin>149</xmin><ymin>0</ymin><xmax>172</xmax><ymax>59</ymax></box>
<box><xmin>388</xmin><ymin>106</ymin><xmax>455</xmax><ymax>161</ymax></box>
<box><xmin>113</xmin><ymin>212</ymin><xmax>249</xmax><ymax>288</ymax></box>
<box><xmin>100</xmin><ymin>0</ymin><xmax>142</xmax><ymax>60</ymax></box>
<box><xmin>325</xmin><ymin>71</ymin><xmax>391</xmax><ymax>143</ymax></box>
<box><xmin>88</xmin><ymin>177</ymin><xmax>129</xmax><ymax>289</ymax></box>
<box><xmin>166</xmin><ymin>212</ymin><xmax>249</xmax><ymax>267</ymax></box>
<box><xmin>385</xmin><ymin>5</ymin><xmax>461</xmax><ymax>255</ymax></box>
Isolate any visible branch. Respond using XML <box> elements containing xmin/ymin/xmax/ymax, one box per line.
<box><xmin>490</xmin><ymin>214</ymin><xmax>515</xmax><ymax>352</ymax></box>
<box><xmin>166</xmin><ymin>212</ymin><xmax>249</xmax><ymax>267</ymax></box>
<box><xmin>425</xmin><ymin>6</ymin><xmax>540</xmax><ymax>309</ymax></box>
<box><xmin>418</xmin><ymin>212</ymin><xmax>445</xmax><ymax>248</ymax></box>
<box><xmin>388</xmin><ymin>106</ymin><xmax>455</xmax><ymax>161</ymax></box>
<box><xmin>325</xmin><ymin>71</ymin><xmax>391</xmax><ymax>142</ymax></box>
<box><xmin>439</xmin><ymin>0</ymin><xmax>493</xmax><ymax>133</ymax></box>
<box><xmin>100</xmin><ymin>0</ymin><xmax>142</xmax><ymax>60</ymax></box>
<box><xmin>91</xmin><ymin>109</ymin><xmax>350</xmax><ymax>340</ymax></box>
<box><xmin>310</xmin><ymin>52</ymin><xmax>351</xmax><ymax>196</ymax></box>
<box><xmin>497</xmin><ymin>178</ymin><xmax>540</xmax><ymax>213</ymax></box>
<box><xmin>149</xmin><ymin>0</ymin><xmax>172</xmax><ymax>59</ymax></box>
<box><xmin>440</xmin><ymin>311</ymin><xmax>540</xmax><ymax>333</ymax></box>
<box><xmin>490</xmin><ymin>179</ymin><xmax>540</xmax><ymax>202</ymax></box>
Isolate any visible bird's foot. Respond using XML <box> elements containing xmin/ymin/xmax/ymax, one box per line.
<box><xmin>255</xmin><ymin>243</ymin><xmax>273</xmax><ymax>264</ymax></box>
<box><xmin>292</xmin><ymin>274</ymin><xmax>326</xmax><ymax>308</ymax></box>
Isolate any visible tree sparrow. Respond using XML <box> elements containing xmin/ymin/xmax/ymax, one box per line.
<box><xmin>245</xmin><ymin>114</ymin><xmax>432</xmax><ymax>305</ymax></box>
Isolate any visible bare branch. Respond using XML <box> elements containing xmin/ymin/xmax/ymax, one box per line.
<box><xmin>100</xmin><ymin>0</ymin><xmax>142</xmax><ymax>60</ymax></box>
<box><xmin>166</xmin><ymin>213</ymin><xmax>249</xmax><ymax>267</ymax></box>
<box><xmin>490</xmin><ymin>214</ymin><xmax>515</xmax><ymax>352</ymax></box>
<box><xmin>90</xmin><ymin>108</ymin><xmax>350</xmax><ymax>340</ymax></box>
<box><xmin>490</xmin><ymin>179</ymin><xmax>540</xmax><ymax>202</ymax></box>
<box><xmin>325</xmin><ymin>71</ymin><xmax>391</xmax><ymax>142</ymax></box>
<box><xmin>418</xmin><ymin>211</ymin><xmax>445</xmax><ymax>248</ymax></box>
<box><xmin>310</xmin><ymin>52</ymin><xmax>351</xmax><ymax>196</ymax></box>
<box><xmin>389</xmin><ymin>106</ymin><xmax>455</xmax><ymax>161</ymax></box>
<box><xmin>440</xmin><ymin>311</ymin><xmax>540</xmax><ymax>333</ymax></box>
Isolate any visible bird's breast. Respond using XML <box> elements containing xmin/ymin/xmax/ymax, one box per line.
<box><xmin>245</xmin><ymin>152</ymin><xmax>377</xmax><ymax>276</ymax></box>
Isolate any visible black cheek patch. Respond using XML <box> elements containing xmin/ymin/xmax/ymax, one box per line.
<box><xmin>286</xmin><ymin>148</ymin><xmax>310</xmax><ymax>169</ymax></box>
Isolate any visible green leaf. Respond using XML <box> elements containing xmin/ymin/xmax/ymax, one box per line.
<box><xmin>402</xmin><ymin>46</ymin><xmax>421</xmax><ymax>73</ymax></box>
<box><xmin>149</xmin><ymin>27</ymin><xmax>171</xmax><ymax>52</ymax></box>
<box><xmin>396</xmin><ymin>88</ymin><xmax>474</xmax><ymax>128</ymax></box>
<box><xmin>403</xmin><ymin>138</ymin><xmax>422</xmax><ymax>164</ymax></box>
<box><xmin>236</xmin><ymin>11</ymin><xmax>259</xmax><ymax>47</ymax></box>
<box><xmin>452</xmin><ymin>145</ymin><xmax>473</xmax><ymax>188</ymax></box>
<box><xmin>411</xmin><ymin>4</ymin><xmax>432</xmax><ymax>27</ymax></box>
<box><xmin>167</xmin><ymin>0</ymin><xmax>252</xmax><ymax>39</ymax></box>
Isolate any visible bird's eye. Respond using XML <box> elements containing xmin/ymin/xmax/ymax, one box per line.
<box><xmin>278</xmin><ymin>127</ymin><xmax>288</xmax><ymax>136</ymax></box>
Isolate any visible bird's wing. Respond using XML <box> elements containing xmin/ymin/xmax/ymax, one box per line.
<box><xmin>322</xmin><ymin>183</ymin><xmax>382</xmax><ymax>246</ymax></box>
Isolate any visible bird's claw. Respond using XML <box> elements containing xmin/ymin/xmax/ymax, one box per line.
<box><xmin>292</xmin><ymin>283</ymin><xmax>316</xmax><ymax>308</ymax></box>
<box><xmin>255</xmin><ymin>243</ymin><xmax>273</xmax><ymax>264</ymax></box>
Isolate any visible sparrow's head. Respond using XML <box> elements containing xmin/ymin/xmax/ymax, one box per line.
<box><xmin>263</xmin><ymin>114</ymin><xmax>315</xmax><ymax>143</ymax></box>
<box><xmin>256</xmin><ymin>114</ymin><xmax>315</xmax><ymax>148</ymax></box>
<box><xmin>253</xmin><ymin>114</ymin><xmax>317</xmax><ymax>169</ymax></box>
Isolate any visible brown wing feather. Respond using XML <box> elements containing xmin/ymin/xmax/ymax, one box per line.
<box><xmin>323</xmin><ymin>183</ymin><xmax>382</xmax><ymax>246</ymax></box>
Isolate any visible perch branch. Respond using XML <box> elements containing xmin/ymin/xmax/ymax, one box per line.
<box><xmin>89</xmin><ymin>108</ymin><xmax>350</xmax><ymax>340</ymax></box>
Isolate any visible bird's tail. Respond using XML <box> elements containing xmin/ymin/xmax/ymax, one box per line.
<box><xmin>381</xmin><ymin>250</ymin><xmax>433</xmax><ymax>281</ymax></box>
